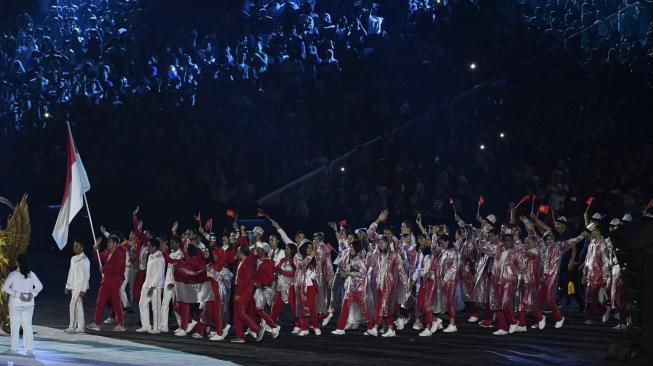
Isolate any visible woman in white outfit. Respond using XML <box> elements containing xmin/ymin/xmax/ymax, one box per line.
<box><xmin>2</xmin><ymin>254</ymin><xmax>43</xmax><ymax>357</ymax></box>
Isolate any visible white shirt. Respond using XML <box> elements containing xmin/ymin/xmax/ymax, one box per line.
<box><xmin>270</xmin><ymin>248</ymin><xmax>285</xmax><ymax>266</ymax></box>
<box><xmin>164</xmin><ymin>249</ymin><xmax>184</xmax><ymax>286</ymax></box>
<box><xmin>3</xmin><ymin>270</ymin><xmax>43</xmax><ymax>307</ymax></box>
<box><xmin>65</xmin><ymin>253</ymin><xmax>90</xmax><ymax>291</ymax></box>
<box><xmin>143</xmin><ymin>251</ymin><xmax>165</xmax><ymax>289</ymax></box>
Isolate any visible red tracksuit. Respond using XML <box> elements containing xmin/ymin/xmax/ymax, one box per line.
<box><xmin>271</xmin><ymin>258</ymin><xmax>297</xmax><ymax>325</ymax></box>
<box><xmin>234</xmin><ymin>254</ymin><xmax>261</xmax><ymax>338</ymax></box>
<box><xmin>254</xmin><ymin>257</ymin><xmax>277</xmax><ymax>328</ymax></box>
<box><xmin>93</xmin><ymin>247</ymin><xmax>126</xmax><ymax>325</ymax></box>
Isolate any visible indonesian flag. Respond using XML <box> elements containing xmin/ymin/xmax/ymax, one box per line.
<box><xmin>52</xmin><ymin>125</ymin><xmax>91</xmax><ymax>250</ymax></box>
<box><xmin>478</xmin><ymin>196</ymin><xmax>485</xmax><ymax>206</ymax></box>
<box><xmin>585</xmin><ymin>197</ymin><xmax>595</xmax><ymax>206</ymax></box>
<box><xmin>226</xmin><ymin>209</ymin><xmax>237</xmax><ymax>219</ymax></box>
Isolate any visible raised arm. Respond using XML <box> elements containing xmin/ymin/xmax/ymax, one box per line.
<box><xmin>271</xmin><ymin>219</ymin><xmax>294</xmax><ymax>244</ymax></box>
<box><xmin>530</xmin><ymin>212</ymin><xmax>551</xmax><ymax>234</ymax></box>
<box><xmin>368</xmin><ymin>210</ymin><xmax>389</xmax><ymax>242</ymax></box>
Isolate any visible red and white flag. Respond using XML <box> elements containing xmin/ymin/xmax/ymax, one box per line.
<box><xmin>52</xmin><ymin>125</ymin><xmax>91</xmax><ymax>249</ymax></box>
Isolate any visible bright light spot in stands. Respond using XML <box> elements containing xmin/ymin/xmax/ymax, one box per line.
<box><xmin>340</xmin><ymin>166</ymin><xmax>346</xmax><ymax>172</ymax></box>
<box><xmin>469</xmin><ymin>63</ymin><xmax>477</xmax><ymax>70</ymax></box>
<box><xmin>480</xmin><ymin>144</ymin><xmax>485</xmax><ymax>150</ymax></box>
<box><xmin>44</xmin><ymin>112</ymin><xmax>51</xmax><ymax>118</ymax></box>
<box><xmin>499</xmin><ymin>132</ymin><xmax>505</xmax><ymax>138</ymax></box>
<box><xmin>436</xmin><ymin>0</ymin><xmax>441</xmax><ymax>3</ymax></box>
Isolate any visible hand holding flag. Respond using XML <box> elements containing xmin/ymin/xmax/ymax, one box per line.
<box><xmin>448</xmin><ymin>197</ymin><xmax>457</xmax><ymax>216</ymax></box>
<box><xmin>514</xmin><ymin>195</ymin><xmax>531</xmax><ymax>209</ymax></box>
<box><xmin>226</xmin><ymin>209</ymin><xmax>238</xmax><ymax>219</ymax></box>
<box><xmin>477</xmin><ymin>195</ymin><xmax>484</xmax><ymax>216</ymax></box>
<box><xmin>584</xmin><ymin>197</ymin><xmax>595</xmax><ymax>213</ymax></box>
<box><xmin>257</xmin><ymin>208</ymin><xmax>271</xmax><ymax>221</ymax></box>
<box><xmin>204</xmin><ymin>218</ymin><xmax>213</xmax><ymax>232</ymax></box>
<box><xmin>193</xmin><ymin>212</ymin><xmax>201</xmax><ymax>222</ymax></box>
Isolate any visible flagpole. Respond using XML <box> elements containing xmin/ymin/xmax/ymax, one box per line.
<box><xmin>83</xmin><ymin>193</ymin><xmax>102</xmax><ymax>269</ymax></box>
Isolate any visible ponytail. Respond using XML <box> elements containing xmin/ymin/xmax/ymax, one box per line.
<box><xmin>17</xmin><ymin>253</ymin><xmax>30</xmax><ymax>278</ymax></box>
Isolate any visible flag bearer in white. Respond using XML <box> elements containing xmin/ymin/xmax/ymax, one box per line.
<box><xmin>137</xmin><ymin>238</ymin><xmax>165</xmax><ymax>333</ymax></box>
<box><xmin>64</xmin><ymin>241</ymin><xmax>90</xmax><ymax>333</ymax></box>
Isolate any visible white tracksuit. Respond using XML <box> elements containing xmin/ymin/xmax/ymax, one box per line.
<box><xmin>139</xmin><ymin>251</ymin><xmax>165</xmax><ymax>331</ymax></box>
<box><xmin>159</xmin><ymin>249</ymin><xmax>184</xmax><ymax>331</ymax></box>
<box><xmin>65</xmin><ymin>253</ymin><xmax>90</xmax><ymax>331</ymax></box>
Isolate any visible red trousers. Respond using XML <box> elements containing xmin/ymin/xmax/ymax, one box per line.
<box><xmin>234</xmin><ymin>291</ymin><xmax>261</xmax><ymax>338</ymax></box>
<box><xmin>586</xmin><ymin>284</ymin><xmax>606</xmax><ymax>321</ymax></box>
<box><xmin>536</xmin><ymin>281</ymin><xmax>561</xmax><ymax>321</ymax></box>
<box><xmin>299</xmin><ymin>285</ymin><xmax>319</xmax><ymax>330</ymax></box>
<box><xmin>442</xmin><ymin>281</ymin><xmax>457</xmax><ymax>321</ymax></box>
<box><xmin>133</xmin><ymin>270</ymin><xmax>146</xmax><ymax>305</ymax></box>
<box><xmin>374</xmin><ymin>289</ymin><xmax>394</xmax><ymax>327</ymax></box>
<box><xmin>271</xmin><ymin>288</ymin><xmax>297</xmax><ymax>326</ymax></box>
<box><xmin>417</xmin><ymin>279</ymin><xmax>435</xmax><ymax>324</ymax></box>
<box><xmin>496</xmin><ymin>307</ymin><xmax>516</xmax><ymax>331</ymax></box>
<box><xmin>336</xmin><ymin>291</ymin><xmax>372</xmax><ymax>330</ymax></box>
<box><xmin>94</xmin><ymin>278</ymin><xmax>123</xmax><ymax>325</ymax></box>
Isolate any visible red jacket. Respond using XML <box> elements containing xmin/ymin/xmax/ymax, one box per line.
<box><xmin>235</xmin><ymin>254</ymin><xmax>256</xmax><ymax>296</ymax></box>
<box><xmin>254</xmin><ymin>258</ymin><xmax>275</xmax><ymax>287</ymax></box>
<box><xmin>275</xmin><ymin>258</ymin><xmax>296</xmax><ymax>279</ymax></box>
<box><xmin>99</xmin><ymin>247</ymin><xmax>126</xmax><ymax>283</ymax></box>
<box><xmin>132</xmin><ymin>215</ymin><xmax>148</xmax><ymax>266</ymax></box>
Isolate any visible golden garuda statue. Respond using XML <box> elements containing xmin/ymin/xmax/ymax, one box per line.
<box><xmin>0</xmin><ymin>194</ymin><xmax>31</xmax><ymax>332</ymax></box>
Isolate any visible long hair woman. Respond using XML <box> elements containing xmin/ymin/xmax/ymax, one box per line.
<box><xmin>2</xmin><ymin>254</ymin><xmax>43</xmax><ymax>357</ymax></box>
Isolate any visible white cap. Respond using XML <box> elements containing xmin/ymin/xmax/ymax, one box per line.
<box><xmin>591</xmin><ymin>213</ymin><xmax>602</xmax><ymax>220</ymax></box>
<box><xmin>621</xmin><ymin>214</ymin><xmax>632</xmax><ymax>223</ymax></box>
<box><xmin>256</xmin><ymin>242</ymin><xmax>271</xmax><ymax>254</ymax></box>
<box><xmin>609</xmin><ymin>218</ymin><xmax>621</xmax><ymax>226</ymax></box>
<box><xmin>253</xmin><ymin>226</ymin><xmax>264</xmax><ymax>236</ymax></box>
<box><xmin>586</xmin><ymin>222</ymin><xmax>598</xmax><ymax>232</ymax></box>
<box><xmin>555</xmin><ymin>216</ymin><xmax>568</xmax><ymax>223</ymax></box>
<box><xmin>486</xmin><ymin>214</ymin><xmax>497</xmax><ymax>225</ymax></box>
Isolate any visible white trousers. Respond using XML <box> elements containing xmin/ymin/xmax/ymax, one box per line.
<box><xmin>159</xmin><ymin>285</ymin><xmax>180</xmax><ymax>331</ymax></box>
<box><xmin>68</xmin><ymin>289</ymin><xmax>85</xmax><ymax>330</ymax></box>
<box><xmin>139</xmin><ymin>287</ymin><xmax>161</xmax><ymax>330</ymax></box>
<box><xmin>120</xmin><ymin>279</ymin><xmax>130</xmax><ymax>308</ymax></box>
<box><xmin>9</xmin><ymin>306</ymin><xmax>34</xmax><ymax>352</ymax></box>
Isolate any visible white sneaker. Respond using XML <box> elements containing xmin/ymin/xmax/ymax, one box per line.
<box><xmin>395</xmin><ymin>318</ymin><xmax>406</xmax><ymax>331</ymax></box>
<box><xmin>443</xmin><ymin>324</ymin><xmax>458</xmax><ymax>333</ymax></box>
<box><xmin>538</xmin><ymin>316</ymin><xmax>546</xmax><ymax>330</ymax></box>
<box><xmin>246</xmin><ymin>329</ymin><xmax>257</xmax><ymax>339</ymax></box>
<box><xmin>364</xmin><ymin>327</ymin><xmax>379</xmax><ymax>337</ymax></box>
<box><xmin>613</xmin><ymin>323</ymin><xmax>627</xmax><ymax>330</ymax></box>
<box><xmin>430</xmin><ymin>318</ymin><xmax>443</xmax><ymax>333</ymax></box>
<box><xmin>381</xmin><ymin>328</ymin><xmax>396</xmax><ymax>337</ymax></box>
<box><xmin>602</xmin><ymin>308</ymin><xmax>612</xmax><ymax>323</ymax></box>
<box><xmin>468</xmin><ymin>316</ymin><xmax>479</xmax><ymax>323</ymax></box>
<box><xmin>271</xmin><ymin>325</ymin><xmax>281</xmax><ymax>339</ymax></box>
<box><xmin>148</xmin><ymin>329</ymin><xmax>160</xmax><ymax>334</ymax></box>
<box><xmin>64</xmin><ymin>327</ymin><xmax>76</xmax><ymax>334</ymax></box>
<box><xmin>103</xmin><ymin>317</ymin><xmax>115</xmax><ymax>324</ymax></box>
<box><xmin>160</xmin><ymin>327</ymin><xmax>169</xmax><ymax>333</ymax></box>
<box><xmin>514</xmin><ymin>326</ymin><xmax>527</xmax><ymax>332</ymax></box>
<box><xmin>174</xmin><ymin>329</ymin><xmax>187</xmax><ymax>336</ymax></box>
<box><xmin>230</xmin><ymin>338</ymin><xmax>245</xmax><ymax>343</ymax></box>
<box><xmin>297</xmin><ymin>330</ymin><xmax>309</xmax><ymax>336</ymax></box>
<box><xmin>331</xmin><ymin>329</ymin><xmax>345</xmax><ymax>335</ymax></box>
<box><xmin>185</xmin><ymin>320</ymin><xmax>198</xmax><ymax>333</ymax></box>
<box><xmin>321</xmin><ymin>312</ymin><xmax>334</xmax><ymax>327</ymax></box>
<box><xmin>412</xmin><ymin>319</ymin><xmax>424</xmax><ymax>331</ymax></box>
<box><xmin>418</xmin><ymin>329</ymin><xmax>433</xmax><ymax>336</ymax></box>
<box><xmin>313</xmin><ymin>328</ymin><xmax>321</xmax><ymax>336</ymax></box>
<box><xmin>508</xmin><ymin>323</ymin><xmax>518</xmax><ymax>334</ymax></box>
<box><xmin>112</xmin><ymin>325</ymin><xmax>125</xmax><ymax>332</ymax></box>
<box><xmin>555</xmin><ymin>317</ymin><xmax>565</xmax><ymax>328</ymax></box>
<box><xmin>191</xmin><ymin>332</ymin><xmax>202</xmax><ymax>339</ymax></box>
<box><xmin>135</xmin><ymin>327</ymin><xmax>150</xmax><ymax>333</ymax></box>
<box><xmin>75</xmin><ymin>328</ymin><xmax>85</xmax><ymax>334</ymax></box>
<box><xmin>209</xmin><ymin>333</ymin><xmax>226</xmax><ymax>341</ymax></box>
<box><xmin>583</xmin><ymin>319</ymin><xmax>594</xmax><ymax>326</ymax></box>
<box><xmin>256</xmin><ymin>327</ymin><xmax>265</xmax><ymax>342</ymax></box>
<box><xmin>291</xmin><ymin>327</ymin><xmax>301</xmax><ymax>334</ymax></box>
<box><xmin>493</xmin><ymin>329</ymin><xmax>508</xmax><ymax>336</ymax></box>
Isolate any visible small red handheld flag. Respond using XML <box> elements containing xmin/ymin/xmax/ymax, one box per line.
<box><xmin>326</xmin><ymin>243</ymin><xmax>335</xmax><ymax>253</ymax></box>
<box><xmin>507</xmin><ymin>203</ymin><xmax>516</xmax><ymax>212</ymax></box>
<box><xmin>339</xmin><ymin>219</ymin><xmax>348</xmax><ymax>227</ymax></box>
<box><xmin>517</xmin><ymin>195</ymin><xmax>531</xmax><ymax>206</ymax></box>
<box><xmin>193</xmin><ymin>212</ymin><xmax>201</xmax><ymax>222</ymax></box>
<box><xmin>478</xmin><ymin>196</ymin><xmax>485</xmax><ymax>205</ymax></box>
<box><xmin>204</xmin><ymin>218</ymin><xmax>213</xmax><ymax>232</ymax></box>
<box><xmin>538</xmin><ymin>204</ymin><xmax>550</xmax><ymax>215</ymax></box>
<box><xmin>585</xmin><ymin>197</ymin><xmax>595</xmax><ymax>206</ymax></box>
<box><xmin>647</xmin><ymin>198</ymin><xmax>653</xmax><ymax>208</ymax></box>
<box><xmin>226</xmin><ymin>209</ymin><xmax>237</xmax><ymax>219</ymax></box>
